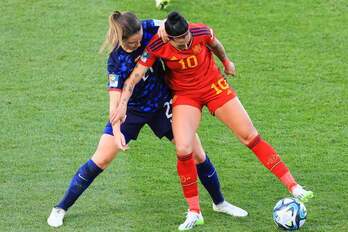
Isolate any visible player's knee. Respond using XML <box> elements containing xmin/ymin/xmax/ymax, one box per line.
<box><xmin>176</xmin><ymin>143</ymin><xmax>193</xmax><ymax>157</ymax></box>
<box><xmin>92</xmin><ymin>157</ymin><xmax>109</xmax><ymax>169</ymax></box>
<box><xmin>91</xmin><ymin>152</ymin><xmax>117</xmax><ymax>170</ymax></box>
<box><xmin>239</xmin><ymin>129</ymin><xmax>259</xmax><ymax>146</ymax></box>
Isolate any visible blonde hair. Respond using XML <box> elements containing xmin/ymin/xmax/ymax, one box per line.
<box><xmin>100</xmin><ymin>11</ymin><xmax>141</xmax><ymax>54</ymax></box>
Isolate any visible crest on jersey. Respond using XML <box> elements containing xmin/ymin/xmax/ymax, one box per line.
<box><xmin>192</xmin><ymin>44</ymin><xmax>202</xmax><ymax>54</ymax></box>
<box><xmin>141</xmin><ymin>51</ymin><xmax>150</xmax><ymax>62</ymax></box>
<box><xmin>109</xmin><ymin>74</ymin><xmax>119</xmax><ymax>87</ymax></box>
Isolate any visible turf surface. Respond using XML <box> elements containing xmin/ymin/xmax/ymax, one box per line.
<box><xmin>1</xmin><ymin>0</ymin><xmax>347</xmax><ymax>231</ymax></box>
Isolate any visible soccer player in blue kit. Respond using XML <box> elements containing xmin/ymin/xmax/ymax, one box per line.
<box><xmin>47</xmin><ymin>11</ymin><xmax>247</xmax><ymax>229</ymax></box>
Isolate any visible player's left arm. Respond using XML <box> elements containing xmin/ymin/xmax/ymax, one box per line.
<box><xmin>121</xmin><ymin>63</ymin><xmax>149</xmax><ymax>105</ymax></box>
<box><xmin>113</xmin><ymin>63</ymin><xmax>150</xmax><ymax>122</ymax></box>
<box><xmin>208</xmin><ymin>37</ymin><xmax>236</xmax><ymax>76</ymax></box>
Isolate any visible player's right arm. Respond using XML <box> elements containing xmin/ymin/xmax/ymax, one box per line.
<box><xmin>208</xmin><ymin>37</ymin><xmax>236</xmax><ymax>76</ymax></box>
<box><xmin>198</xmin><ymin>24</ymin><xmax>236</xmax><ymax>76</ymax></box>
<box><xmin>108</xmin><ymin>90</ymin><xmax>128</xmax><ymax>151</ymax></box>
<box><xmin>107</xmin><ymin>53</ymin><xmax>130</xmax><ymax>150</ymax></box>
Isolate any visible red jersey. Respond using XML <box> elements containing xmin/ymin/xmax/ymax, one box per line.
<box><xmin>139</xmin><ymin>23</ymin><xmax>223</xmax><ymax>96</ymax></box>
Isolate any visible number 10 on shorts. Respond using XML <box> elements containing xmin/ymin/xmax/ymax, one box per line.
<box><xmin>211</xmin><ymin>78</ymin><xmax>229</xmax><ymax>95</ymax></box>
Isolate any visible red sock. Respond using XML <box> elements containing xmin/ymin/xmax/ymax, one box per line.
<box><xmin>177</xmin><ymin>153</ymin><xmax>200</xmax><ymax>213</ymax></box>
<box><xmin>247</xmin><ymin>135</ymin><xmax>297</xmax><ymax>191</ymax></box>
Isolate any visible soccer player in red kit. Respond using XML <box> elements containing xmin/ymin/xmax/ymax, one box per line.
<box><xmin>115</xmin><ymin>11</ymin><xmax>313</xmax><ymax>230</ymax></box>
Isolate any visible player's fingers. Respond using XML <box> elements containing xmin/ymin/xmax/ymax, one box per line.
<box><xmin>120</xmin><ymin>115</ymin><xmax>126</xmax><ymax>123</ymax></box>
<box><xmin>159</xmin><ymin>31</ymin><xmax>169</xmax><ymax>42</ymax></box>
<box><xmin>109</xmin><ymin>110</ymin><xmax>116</xmax><ymax>121</ymax></box>
<box><xmin>113</xmin><ymin>111</ymin><xmax>122</xmax><ymax>123</ymax></box>
<box><xmin>110</xmin><ymin>113</ymin><xmax>119</xmax><ymax>125</ymax></box>
<box><xmin>225</xmin><ymin>71</ymin><xmax>235</xmax><ymax>77</ymax></box>
<box><xmin>158</xmin><ymin>23</ymin><xmax>169</xmax><ymax>42</ymax></box>
<box><xmin>110</xmin><ymin>116</ymin><xmax>116</xmax><ymax>125</ymax></box>
<box><xmin>121</xmin><ymin>133</ymin><xmax>126</xmax><ymax>145</ymax></box>
<box><xmin>120</xmin><ymin>142</ymin><xmax>128</xmax><ymax>151</ymax></box>
<box><xmin>121</xmin><ymin>139</ymin><xmax>129</xmax><ymax>151</ymax></box>
<box><xmin>224</xmin><ymin>69</ymin><xmax>232</xmax><ymax>76</ymax></box>
<box><xmin>119</xmin><ymin>132</ymin><xmax>129</xmax><ymax>151</ymax></box>
<box><xmin>114</xmin><ymin>138</ymin><xmax>123</xmax><ymax>150</ymax></box>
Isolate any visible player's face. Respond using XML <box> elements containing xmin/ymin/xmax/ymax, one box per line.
<box><xmin>169</xmin><ymin>31</ymin><xmax>192</xmax><ymax>50</ymax></box>
<box><xmin>122</xmin><ymin>28</ymin><xmax>143</xmax><ymax>52</ymax></box>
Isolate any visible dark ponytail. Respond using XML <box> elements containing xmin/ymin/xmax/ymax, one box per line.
<box><xmin>164</xmin><ymin>11</ymin><xmax>188</xmax><ymax>37</ymax></box>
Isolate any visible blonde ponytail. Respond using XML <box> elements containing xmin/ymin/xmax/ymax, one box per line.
<box><xmin>100</xmin><ymin>11</ymin><xmax>141</xmax><ymax>54</ymax></box>
<box><xmin>100</xmin><ymin>11</ymin><xmax>123</xmax><ymax>54</ymax></box>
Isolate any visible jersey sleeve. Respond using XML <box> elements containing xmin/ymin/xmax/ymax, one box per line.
<box><xmin>138</xmin><ymin>47</ymin><xmax>158</xmax><ymax>67</ymax></box>
<box><xmin>190</xmin><ymin>23</ymin><xmax>215</xmax><ymax>44</ymax></box>
<box><xmin>205</xmin><ymin>27</ymin><xmax>215</xmax><ymax>44</ymax></box>
<box><xmin>199</xmin><ymin>25</ymin><xmax>215</xmax><ymax>44</ymax></box>
<box><xmin>106</xmin><ymin>52</ymin><xmax>127</xmax><ymax>91</ymax></box>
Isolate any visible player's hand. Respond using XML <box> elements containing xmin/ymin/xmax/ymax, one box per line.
<box><xmin>109</xmin><ymin>109</ymin><xmax>124</xmax><ymax>126</ymax></box>
<box><xmin>114</xmin><ymin>131</ymin><xmax>128</xmax><ymax>151</ymax></box>
<box><xmin>113</xmin><ymin>103</ymin><xmax>127</xmax><ymax>124</ymax></box>
<box><xmin>158</xmin><ymin>21</ymin><xmax>169</xmax><ymax>42</ymax></box>
<box><xmin>223</xmin><ymin>59</ymin><xmax>236</xmax><ymax>76</ymax></box>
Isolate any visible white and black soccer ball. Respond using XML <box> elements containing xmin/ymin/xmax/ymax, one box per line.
<box><xmin>273</xmin><ymin>198</ymin><xmax>307</xmax><ymax>230</ymax></box>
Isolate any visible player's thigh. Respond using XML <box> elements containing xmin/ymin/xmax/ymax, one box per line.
<box><xmin>172</xmin><ymin>104</ymin><xmax>202</xmax><ymax>155</ymax></box>
<box><xmin>104</xmin><ymin>112</ymin><xmax>148</xmax><ymax>144</ymax></box>
<box><xmin>92</xmin><ymin>134</ymin><xmax>120</xmax><ymax>169</ymax></box>
<box><xmin>214</xmin><ymin>97</ymin><xmax>258</xmax><ymax>145</ymax></box>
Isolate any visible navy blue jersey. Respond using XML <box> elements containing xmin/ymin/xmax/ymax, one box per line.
<box><xmin>107</xmin><ymin>19</ymin><xmax>171</xmax><ymax>113</ymax></box>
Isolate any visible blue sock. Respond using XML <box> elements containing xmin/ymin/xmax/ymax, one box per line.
<box><xmin>56</xmin><ymin>159</ymin><xmax>103</xmax><ymax>211</ymax></box>
<box><xmin>196</xmin><ymin>154</ymin><xmax>224</xmax><ymax>205</ymax></box>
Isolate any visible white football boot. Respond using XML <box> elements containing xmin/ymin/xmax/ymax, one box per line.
<box><xmin>291</xmin><ymin>185</ymin><xmax>314</xmax><ymax>202</ymax></box>
<box><xmin>213</xmin><ymin>201</ymin><xmax>248</xmax><ymax>217</ymax></box>
<box><xmin>178</xmin><ymin>210</ymin><xmax>204</xmax><ymax>231</ymax></box>
<box><xmin>47</xmin><ymin>207</ymin><xmax>66</xmax><ymax>228</ymax></box>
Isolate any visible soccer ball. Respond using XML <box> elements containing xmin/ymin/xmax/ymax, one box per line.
<box><xmin>273</xmin><ymin>198</ymin><xmax>307</xmax><ymax>230</ymax></box>
<box><xmin>155</xmin><ymin>0</ymin><xmax>170</xmax><ymax>9</ymax></box>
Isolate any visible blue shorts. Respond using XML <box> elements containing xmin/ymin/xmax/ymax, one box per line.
<box><xmin>104</xmin><ymin>101</ymin><xmax>173</xmax><ymax>144</ymax></box>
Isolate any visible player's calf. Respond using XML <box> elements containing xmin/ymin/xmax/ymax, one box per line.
<box><xmin>247</xmin><ymin>135</ymin><xmax>298</xmax><ymax>190</ymax></box>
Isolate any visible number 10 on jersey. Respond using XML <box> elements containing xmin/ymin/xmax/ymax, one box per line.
<box><xmin>179</xmin><ymin>55</ymin><xmax>198</xmax><ymax>69</ymax></box>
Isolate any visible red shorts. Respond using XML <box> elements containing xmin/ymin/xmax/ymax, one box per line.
<box><xmin>172</xmin><ymin>77</ymin><xmax>237</xmax><ymax>114</ymax></box>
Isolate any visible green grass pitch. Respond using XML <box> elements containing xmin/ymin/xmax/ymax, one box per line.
<box><xmin>1</xmin><ymin>0</ymin><xmax>347</xmax><ymax>231</ymax></box>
